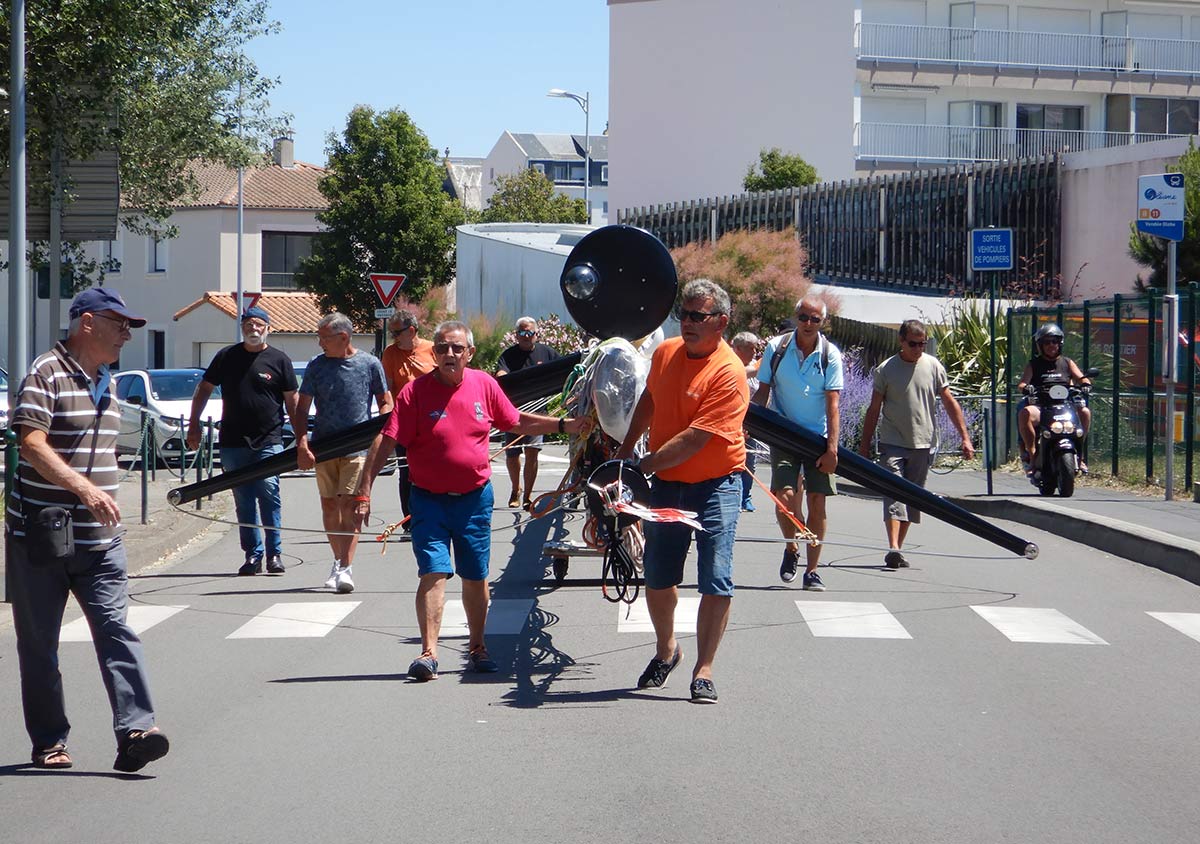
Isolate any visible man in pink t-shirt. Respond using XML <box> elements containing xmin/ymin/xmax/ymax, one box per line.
<box><xmin>355</xmin><ymin>320</ymin><xmax>589</xmax><ymax>682</ymax></box>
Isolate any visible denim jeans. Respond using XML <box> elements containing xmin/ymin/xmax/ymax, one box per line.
<box><xmin>8</xmin><ymin>535</ymin><xmax>157</xmax><ymax>749</ymax></box>
<box><xmin>643</xmin><ymin>473</ymin><xmax>741</xmax><ymax>596</ymax></box>
<box><xmin>220</xmin><ymin>443</ymin><xmax>284</xmax><ymax>557</ymax></box>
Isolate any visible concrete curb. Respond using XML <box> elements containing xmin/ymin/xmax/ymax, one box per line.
<box><xmin>945</xmin><ymin>494</ymin><xmax>1200</xmax><ymax>587</ymax></box>
<box><xmin>839</xmin><ymin>481</ymin><xmax>1200</xmax><ymax>587</ymax></box>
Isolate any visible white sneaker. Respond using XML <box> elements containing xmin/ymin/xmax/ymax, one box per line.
<box><xmin>323</xmin><ymin>560</ymin><xmax>341</xmax><ymax>590</ymax></box>
<box><xmin>334</xmin><ymin>565</ymin><xmax>355</xmax><ymax>594</ymax></box>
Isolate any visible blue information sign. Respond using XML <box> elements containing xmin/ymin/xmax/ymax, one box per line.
<box><xmin>1136</xmin><ymin>173</ymin><xmax>1185</xmax><ymax>243</ymax></box>
<box><xmin>971</xmin><ymin>228</ymin><xmax>1013</xmax><ymax>272</ymax></box>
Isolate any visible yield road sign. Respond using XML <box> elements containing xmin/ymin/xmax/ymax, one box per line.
<box><xmin>369</xmin><ymin>273</ymin><xmax>407</xmax><ymax>307</ymax></box>
<box><xmin>231</xmin><ymin>291</ymin><xmax>263</xmax><ymax>311</ymax></box>
<box><xmin>1137</xmin><ymin>173</ymin><xmax>1185</xmax><ymax>242</ymax></box>
<box><xmin>971</xmin><ymin>228</ymin><xmax>1013</xmax><ymax>272</ymax></box>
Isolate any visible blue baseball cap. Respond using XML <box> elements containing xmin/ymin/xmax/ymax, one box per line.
<box><xmin>69</xmin><ymin>287</ymin><xmax>146</xmax><ymax>328</ymax></box>
<box><xmin>241</xmin><ymin>306</ymin><xmax>270</xmax><ymax>325</ymax></box>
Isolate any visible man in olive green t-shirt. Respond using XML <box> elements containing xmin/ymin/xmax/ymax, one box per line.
<box><xmin>858</xmin><ymin>320</ymin><xmax>975</xmax><ymax>569</ymax></box>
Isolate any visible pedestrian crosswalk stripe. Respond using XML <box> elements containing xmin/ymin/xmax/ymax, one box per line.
<box><xmin>1146</xmin><ymin>611</ymin><xmax>1200</xmax><ymax>644</ymax></box>
<box><xmin>61</xmin><ymin>605</ymin><xmax>189</xmax><ymax>643</ymax></box>
<box><xmin>618</xmin><ymin>597</ymin><xmax>700</xmax><ymax>633</ymax></box>
<box><xmin>971</xmin><ymin>606</ymin><xmax>1108</xmax><ymax>645</ymax></box>
<box><xmin>795</xmin><ymin>601</ymin><xmax>912</xmax><ymax>639</ymax></box>
<box><xmin>226</xmin><ymin>602</ymin><xmax>361</xmax><ymax>639</ymax></box>
<box><xmin>440</xmin><ymin>599</ymin><xmax>536</xmax><ymax>638</ymax></box>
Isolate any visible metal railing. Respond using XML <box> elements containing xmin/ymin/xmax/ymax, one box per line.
<box><xmin>855</xmin><ymin>122</ymin><xmax>1184</xmax><ymax>163</ymax></box>
<box><xmin>857</xmin><ymin>22</ymin><xmax>1200</xmax><ymax>76</ymax></box>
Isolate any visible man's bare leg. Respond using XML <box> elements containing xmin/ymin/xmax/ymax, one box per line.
<box><xmin>415</xmin><ymin>573</ymin><xmax>448</xmax><ymax>658</ymax></box>
<box><xmin>461</xmin><ymin>577</ymin><xmax>490</xmax><ymax>652</ymax></box>
<box><xmin>693</xmin><ymin>594</ymin><xmax>731</xmax><ymax>682</ymax></box>
<box><xmin>645</xmin><ymin>585</ymin><xmax>679</xmax><ymax>662</ymax></box>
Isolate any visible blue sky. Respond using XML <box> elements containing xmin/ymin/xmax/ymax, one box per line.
<box><xmin>246</xmin><ymin>1</ymin><xmax>610</xmax><ymax>165</ymax></box>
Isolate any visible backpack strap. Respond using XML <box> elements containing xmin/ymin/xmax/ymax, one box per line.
<box><xmin>768</xmin><ymin>332</ymin><xmax>793</xmax><ymax>383</ymax></box>
<box><xmin>770</xmin><ymin>332</ymin><xmax>831</xmax><ymax>381</ymax></box>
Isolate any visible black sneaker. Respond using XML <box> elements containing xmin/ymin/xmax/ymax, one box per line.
<box><xmin>884</xmin><ymin>550</ymin><xmax>908</xmax><ymax>569</ymax></box>
<box><xmin>408</xmin><ymin>653</ymin><xmax>438</xmax><ymax>681</ymax></box>
<box><xmin>802</xmin><ymin>570</ymin><xmax>826</xmax><ymax>591</ymax></box>
<box><xmin>238</xmin><ymin>556</ymin><xmax>262</xmax><ymax>576</ymax></box>
<box><xmin>265</xmin><ymin>555</ymin><xmax>285</xmax><ymax>574</ymax></box>
<box><xmin>636</xmin><ymin>645</ymin><xmax>682</xmax><ymax>689</ymax></box>
<box><xmin>690</xmin><ymin>677</ymin><xmax>718</xmax><ymax>703</ymax></box>
<box><xmin>780</xmin><ymin>547</ymin><xmax>800</xmax><ymax>583</ymax></box>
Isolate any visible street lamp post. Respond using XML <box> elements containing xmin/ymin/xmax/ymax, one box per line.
<box><xmin>547</xmin><ymin>88</ymin><xmax>590</xmax><ymax>223</ymax></box>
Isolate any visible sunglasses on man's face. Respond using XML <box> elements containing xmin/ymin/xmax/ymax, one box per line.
<box><xmin>794</xmin><ymin>313</ymin><xmax>822</xmax><ymax>324</ymax></box>
<box><xmin>516</xmin><ymin>329</ymin><xmax>535</xmax><ymax>338</ymax></box>
<box><xmin>676</xmin><ymin>309</ymin><xmax>719</xmax><ymax>323</ymax></box>
<box><xmin>906</xmin><ymin>340</ymin><xmax>927</xmax><ymax>349</ymax></box>
<box><xmin>434</xmin><ymin>342</ymin><xmax>469</xmax><ymax>356</ymax></box>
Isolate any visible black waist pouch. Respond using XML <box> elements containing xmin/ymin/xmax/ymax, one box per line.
<box><xmin>26</xmin><ymin>507</ymin><xmax>76</xmax><ymax>560</ymax></box>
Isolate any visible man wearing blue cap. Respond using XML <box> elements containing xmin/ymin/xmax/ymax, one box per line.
<box><xmin>6</xmin><ymin>287</ymin><xmax>170</xmax><ymax>771</ymax></box>
<box><xmin>187</xmin><ymin>305</ymin><xmax>299</xmax><ymax>575</ymax></box>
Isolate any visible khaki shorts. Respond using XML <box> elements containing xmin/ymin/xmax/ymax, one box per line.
<box><xmin>879</xmin><ymin>443</ymin><xmax>932</xmax><ymax>523</ymax></box>
<box><xmin>769</xmin><ymin>447</ymin><xmax>836</xmax><ymax>496</ymax></box>
<box><xmin>315</xmin><ymin>455</ymin><xmax>367</xmax><ymax>498</ymax></box>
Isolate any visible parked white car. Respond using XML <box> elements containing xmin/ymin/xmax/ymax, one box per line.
<box><xmin>113</xmin><ymin>369</ymin><xmax>223</xmax><ymax>461</ymax></box>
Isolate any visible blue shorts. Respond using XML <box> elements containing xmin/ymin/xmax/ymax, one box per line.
<box><xmin>410</xmin><ymin>483</ymin><xmax>494</xmax><ymax>581</ymax></box>
<box><xmin>642</xmin><ymin>473</ymin><xmax>740</xmax><ymax>597</ymax></box>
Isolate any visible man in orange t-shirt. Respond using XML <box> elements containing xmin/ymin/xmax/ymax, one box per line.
<box><xmin>617</xmin><ymin>279</ymin><xmax>749</xmax><ymax>704</ymax></box>
<box><xmin>380</xmin><ymin>309</ymin><xmax>436</xmax><ymax>532</ymax></box>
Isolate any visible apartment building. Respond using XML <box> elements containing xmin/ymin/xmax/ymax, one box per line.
<box><xmin>609</xmin><ymin>0</ymin><xmax>1200</xmax><ymax>214</ymax></box>
<box><xmin>481</xmin><ymin>132</ymin><xmax>610</xmax><ymax>223</ymax></box>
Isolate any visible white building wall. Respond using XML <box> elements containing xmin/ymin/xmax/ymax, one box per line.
<box><xmin>481</xmin><ymin>133</ymin><xmax>532</xmax><ymax>207</ymax></box>
<box><xmin>453</xmin><ymin>224</ymin><xmax>589</xmax><ymax>325</ymax></box>
<box><xmin>609</xmin><ymin>0</ymin><xmax>856</xmax><ymax>213</ymax></box>
<box><xmin>1060</xmin><ymin>136</ymin><xmax>1192</xmax><ymax>302</ymax></box>
<box><xmin>1</xmin><ymin>204</ymin><xmax>321</xmax><ymax>372</ymax></box>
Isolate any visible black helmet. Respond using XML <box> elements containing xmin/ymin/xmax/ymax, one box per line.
<box><xmin>1034</xmin><ymin>324</ymin><xmax>1064</xmax><ymax>348</ymax></box>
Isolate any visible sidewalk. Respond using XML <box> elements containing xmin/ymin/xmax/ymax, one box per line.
<box><xmin>844</xmin><ymin>466</ymin><xmax>1200</xmax><ymax>587</ymax></box>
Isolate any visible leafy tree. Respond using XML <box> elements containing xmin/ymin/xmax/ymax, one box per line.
<box><xmin>295</xmin><ymin>106</ymin><xmax>465</xmax><ymax>326</ymax></box>
<box><xmin>481</xmin><ymin>168</ymin><xmax>587</xmax><ymax>223</ymax></box>
<box><xmin>1129</xmin><ymin>140</ymin><xmax>1200</xmax><ymax>290</ymax></box>
<box><xmin>743</xmin><ymin>147</ymin><xmax>819</xmax><ymax>193</ymax></box>
<box><xmin>0</xmin><ymin>1</ymin><xmax>286</xmax><ymax>286</ymax></box>
<box><xmin>671</xmin><ymin>228</ymin><xmax>818</xmax><ymax>339</ymax></box>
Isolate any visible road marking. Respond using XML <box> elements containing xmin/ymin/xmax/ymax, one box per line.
<box><xmin>617</xmin><ymin>597</ymin><xmax>700</xmax><ymax>633</ymax></box>
<box><xmin>795</xmin><ymin>600</ymin><xmax>912</xmax><ymax>639</ymax></box>
<box><xmin>61</xmin><ymin>605</ymin><xmax>188</xmax><ymax>643</ymax></box>
<box><xmin>226</xmin><ymin>602</ymin><xmax>361</xmax><ymax>639</ymax></box>
<box><xmin>971</xmin><ymin>606</ymin><xmax>1108</xmax><ymax>645</ymax></box>
<box><xmin>1147</xmin><ymin>611</ymin><xmax>1200</xmax><ymax>643</ymax></box>
<box><xmin>440</xmin><ymin>599</ymin><xmax>535</xmax><ymax>638</ymax></box>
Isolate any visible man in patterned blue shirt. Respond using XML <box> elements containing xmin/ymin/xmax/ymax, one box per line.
<box><xmin>294</xmin><ymin>313</ymin><xmax>391</xmax><ymax>593</ymax></box>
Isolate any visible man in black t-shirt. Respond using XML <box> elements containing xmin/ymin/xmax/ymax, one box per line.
<box><xmin>186</xmin><ymin>307</ymin><xmax>299</xmax><ymax>574</ymax></box>
<box><xmin>495</xmin><ymin>316</ymin><xmax>559</xmax><ymax>510</ymax></box>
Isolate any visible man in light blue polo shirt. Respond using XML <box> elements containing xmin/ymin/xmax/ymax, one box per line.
<box><xmin>753</xmin><ymin>295</ymin><xmax>843</xmax><ymax>589</ymax></box>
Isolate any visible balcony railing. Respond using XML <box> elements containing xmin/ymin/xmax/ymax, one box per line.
<box><xmin>854</xmin><ymin>122</ymin><xmax>1185</xmax><ymax>163</ymax></box>
<box><xmin>857</xmin><ymin>22</ymin><xmax>1200</xmax><ymax>76</ymax></box>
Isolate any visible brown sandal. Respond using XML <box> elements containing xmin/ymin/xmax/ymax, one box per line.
<box><xmin>32</xmin><ymin>744</ymin><xmax>73</xmax><ymax>769</ymax></box>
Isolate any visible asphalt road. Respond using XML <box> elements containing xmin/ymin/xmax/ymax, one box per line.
<box><xmin>2</xmin><ymin>457</ymin><xmax>1199</xmax><ymax>844</ymax></box>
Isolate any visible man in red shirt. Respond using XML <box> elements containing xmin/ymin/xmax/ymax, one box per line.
<box><xmin>617</xmin><ymin>279</ymin><xmax>750</xmax><ymax>703</ymax></box>
<box><xmin>355</xmin><ymin>320</ymin><xmax>589</xmax><ymax>681</ymax></box>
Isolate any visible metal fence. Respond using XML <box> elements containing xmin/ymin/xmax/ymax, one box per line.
<box><xmin>855</xmin><ymin>123</ymin><xmax>1182</xmax><ymax>164</ymax></box>
<box><xmin>1004</xmin><ymin>287</ymin><xmax>1200</xmax><ymax>494</ymax></box>
<box><xmin>618</xmin><ymin>155</ymin><xmax>1061</xmax><ymax>297</ymax></box>
<box><xmin>857</xmin><ymin>22</ymin><xmax>1200</xmax><ymax>77</ymax></box>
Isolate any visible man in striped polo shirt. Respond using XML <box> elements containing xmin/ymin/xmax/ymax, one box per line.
<box><xmin>5</xmin><ymin>288</ymin><xmax>170</xmax><ymax>772</ymax></box>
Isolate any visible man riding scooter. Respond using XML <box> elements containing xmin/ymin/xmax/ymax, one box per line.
<box><xmin>1017</xmin><ymin>324</ymin><xmax>1092</xmax><ymax>474</ymax></box>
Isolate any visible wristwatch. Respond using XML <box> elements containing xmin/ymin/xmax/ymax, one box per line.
<box><xmin>558</xmin><ymin>417</ymin><xmax>566</xmax><ymax>434</ymax></box>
